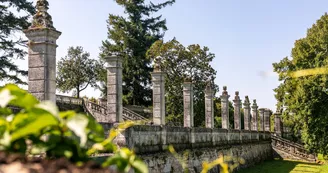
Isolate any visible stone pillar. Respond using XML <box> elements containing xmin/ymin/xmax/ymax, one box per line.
<box><xmin>220</xmin><ymin>86</ymin><xmax>230</xmax><ymax>129</ymax></box>
<box><xmin>259</xmin><ymin>108</ymin><xmax>265</xmax><ymax>131</ymax></box>
<box><xmin>105</xmin><ymin>56</ymin><xmax>123</xmax><ymax>123</ymax></box>
<box><xmin>24</xmin><ymin>0</ymin><xmax>61</xmax><ymax>102</ymax></box>
<box><xmin>151</xmin><ymin>62</ymin><xmax>166</xmax><ymax>125</ymax></box>
<box><xmin>274</xmin><ymin>111</ymin><xmax>282</xmax><ymax>136</ymax></box>
<box><xmin>183</xmin><ymin>80</ymin><xmax>194</xmax><ymax>127</ymax></box>
<box><xmin>243</xmin><ymin>96</ymin><xmax>251</xmax><ymax>130</ymax></box>
<box><xmin>264</xmin><ymin>109</ymin><xmax>271</xmax><ymax>132</ymax></box>
<box><xmin>251</xmin><ymin>100</ymin><xmax>258</xmax><ymax>131</ymax></box>
<box><xmin>233</xmin><ymin>91</ymin><xmax>242</xmax><ymax>130</ymax></box>
<box><xmin>204</xmin><ymin>83</ymin><xmax>214</xmax><ymax>128</ymax></box>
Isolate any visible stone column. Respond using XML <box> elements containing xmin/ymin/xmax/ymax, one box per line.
<box><xmin>243</xmin><ymin>96</ymin><xmax>251</xmax><ymax>130</ymax></box>
<box><xmin>151</xmin><ymin>62</ymin><xmax>166</xmax><ymax>125</ymax></box>
<box><xmin>204</xmin><ymin>83</ymin><xmax>214</xmax><ymax>128</ymax></box>
<box><xmin>24</xmin><ymin>0</ymin><xmax>61</xmax><ymax>102</ymax></box>
<box><xmin>251</xmin><ymin>100</ymin><xmax>258</xmax><ymax>131</ymax></box>
<box><xmin>264</xmin><ymin>109</ymin><xmax>271</xmax><ymax>132</ymax></box>
<box><xmin>233</xmin><ymin>91</ymin><xmax>242</xmax><ymax>130</ymax></box>
<box><xmin>274</xmin><ymin>111</ymin><xmax>282</xmax><ymax>136</ymax></box>
<box><xmin>220</xmin><ymin>86</ymin><xmax>230</xmax><ymax>129</ymax></box>
<box><xmin>105</xmin><ymin>56</ymin><xmax>123</xmax><ymax>123</ymax></box>
<box><xmin>259</xmin><ymin>108</ymin><xmax>265</xmax><ymax>131</ymax></box>
<box><xmin>183</xmin><ymin>80</ymin><xmax>194</xmax><ymax>127</ymax></box>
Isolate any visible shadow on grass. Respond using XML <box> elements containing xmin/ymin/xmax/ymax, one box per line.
<box><xmin>237</xmin><ymin>159</ymin><xmax>323</xmax><ymax>173</ymax></box>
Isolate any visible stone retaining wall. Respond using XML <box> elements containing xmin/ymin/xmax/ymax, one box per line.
<box><xmin>141</xmin><ymin>142</ymin><xmax>272</xmax><ymax>173</ymax></box>
<box><xmin>122</xmin><ymin>125</ymin><xmax>273</xmax><ymax>173</ymax></box>
<box><xmin>124</xmin><ymin>125</ymin><xmax>271</xmax><ymax>154</ymax></box>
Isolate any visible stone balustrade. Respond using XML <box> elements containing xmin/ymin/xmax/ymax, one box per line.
<box><xmin>125</xmin><ymin>125</ymin><xmax>271</xmax><ymax>154</ymax></box>
<box><xmin>271</xmin><ymin>135</ymin><xmax>316</xmax><ymax>162</ymax></box>
<box><xmin>56</xmin><ymin>95</ymin><xmax>83</xmax><ymax>105</ymax></box>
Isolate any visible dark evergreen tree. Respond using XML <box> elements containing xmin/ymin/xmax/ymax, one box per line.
<box><xmin>0</xmin><ymin>0</ymin><xmax>35</xmax><ymax>84</ymax></box>
<box><xmin>99</xmin><ymin>0</ymin><xmax>175</xmax><ymax>106</ymax></box>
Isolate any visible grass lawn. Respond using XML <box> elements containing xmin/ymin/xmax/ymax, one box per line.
<box><xmin>237</xmin><ymin>159</ymin><xmax>328</xmax><ymax>173</ymax></box>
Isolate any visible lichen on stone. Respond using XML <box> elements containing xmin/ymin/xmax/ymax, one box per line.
<box><xmin>30</xmin><ymin>0</ymin><xmax>55</xmax><ymax>29</ymax></box>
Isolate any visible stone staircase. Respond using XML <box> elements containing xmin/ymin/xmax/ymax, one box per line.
<box><xmin>55</xmin><ymin>95</ymin><xmax>149</xmax><ymax>122</ymax></box>
<box><xmin>271</xmin><ymin>134</ymin><xmax>316</xmax><ymax>162</ymax></box>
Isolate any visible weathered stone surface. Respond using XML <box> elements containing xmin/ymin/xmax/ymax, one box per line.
<box><xmin>124</xmin><ymin>125</ymin><xmax>271</xmax><ymax>154</ymax></box>
<box><xmin>274</xmin><ymin>112</ymin><xmax>282</xmax><ymax>136</ymax></box>
<box><xmin>272</xmin><ymin>135</ymin><xmax>316</xmax><ymax>162</ymax></box>
<box><xmin>233</xmin><ymin>91</ymin><xmax>242</xmax><ymax>130</ymax></box>
<box><xmin>251</xmin><ymin>99</ymin><xmax>258</xmax><ymax>131</ymax></box>
<box><xmin>151</xmin><ymin>70</ymin><xmax>166</xmax><ymax>125</ymax></box>
<box><xmin>204</xmin><ymin>84</ymin><xmax>214</xmax><ymax>128</ymax></box>
<box><xmin>259</xmin><ymin>108</ymin><xmax>265</xmax><ymax>132</ymax></box>
<box><xmin>243</xmin><ymin>96</ymin><xmax>251</xmax><ymax>130</ymax></box>
<box><xmin>25</xmin><ymin>30</ymin><xmax>60</xmax><ymax>103</ymax></box>
<box><xmin>220</xmin><ymin>86</ymin><xmax>230</xmax><ymax>129</ymax></box>
<box><xmin>105</xmin><ymin>56</ymin><xmax>123</xmax><ymax>123</ymax></box>
<box><xmin>264</xmin><ymin>109</ymin><xmax>271</xmax><ymax>132</ymax></box>
<box><xmin>183</xmin><ymin>82</ymin><xmax>194</xmax><ymax>127</ymax></box>
<box><xmin>141</xmin><ymin>142</ymin><xmax>272</xmax><ymax>173</ymax></box>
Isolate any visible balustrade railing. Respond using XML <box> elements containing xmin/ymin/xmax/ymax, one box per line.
<box><xmin>271</xmin><ymin>135</ymin><xmax>316</xmax><ymax>162</ymax></box>
<box><xmin>56</xmin><ymin>95</ymin><xmax>83</xmax><ymax>105</ymax></box>
<box><xmin>123</xmin><ymin>107</ymin><xmax>148</xmax><ymax>121</ymax></box>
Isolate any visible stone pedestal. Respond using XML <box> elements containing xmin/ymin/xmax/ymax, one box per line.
<box><xmin>204</xmin><ymin>84</ymin><xmax>214</xmax><ymax>128</ymax></box>
<box><xmin>243</xmin><ymin>96</ymin><xmax>251</xmax><ymax>130</ymax></box>
<box><xmin>259</xmin><ymin>108</ymin><xmax>265</xmax><ymax>132</ymax></box>
<box><xmin>251</xmin><ymin>100</ymin><xmax>258</xmax><ymax>131</ymax></box>
<box><xmin>220</xmin><ymin>86</ymin><xmax>230</xmax><ymax>129</ymax></box>
<box><xmin>183</xmin><ymin>81</ymin><xmax>194</xmax><ymax>127</ymax></box>
<box><xmin>233</xmin><ymin>91</ymin><xmax>242</xmax><ymax>130</ymax></box>
<box><xmin>274</xmin><ymin>112</ymin><xmax>282</xmax><ymax>136</ymax></box>
<box><xmin>105</xmin><ymin>56</ymin><xmax>123</xmax><ymax>123</ymax></box>
<box><xmin>151</xmin><ymin>70</ymin><xmax>166</xmax><ymax>125</ymax></box>
<box><xmin>24</xmin><ymin>0</ymin><xmax>61</xmax><ymax>102</ymax></box>
<box><xmin>264</xmin><ymin>109</ymin><xmax>271</xmax><ymax>132</ymax></box>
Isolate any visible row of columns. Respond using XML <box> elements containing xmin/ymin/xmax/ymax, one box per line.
<box><xmin>25</xmin><ymin>0</ymin><xmax>283</xmax><ymax>135</ymax></box>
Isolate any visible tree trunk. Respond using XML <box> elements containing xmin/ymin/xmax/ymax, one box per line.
<box><xmin>76</xmin><ymin>87</ymin><xmax>80</xmax><ymax>98</ymax></box>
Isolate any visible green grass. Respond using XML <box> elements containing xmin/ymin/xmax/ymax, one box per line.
<box><xmin>237</xmin><ymin>159</ymin><xmax>328</xmax><ymax>173</ymax></box>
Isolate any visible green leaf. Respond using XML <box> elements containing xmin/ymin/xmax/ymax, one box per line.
<box><xmin>35</xmin><ymin>101</ymin><xmax>59</xmax><ymax>117</ymax></box>
<box><xmin>66</xmin><ymin>114</ymin><xmax>89</xmax><ymax>147</ymax></box>
<box><xmin>4</xmin><ymin>84</ymin><xmax>38</xmax><ymax>110</ymax></box>
<box><xmin>0</xmin><ymin>89</ymin><xmax>15</xmax><ymax>108</ymax></box>
<box><xmin>11</xmin><ymin>112</ymin><xmax>58</xmax><ymax>142</ymax></box>
<box><xmin>132</xmin><ymin>160</ymin><xmax>149</xmax><ymax>173</ymax></box>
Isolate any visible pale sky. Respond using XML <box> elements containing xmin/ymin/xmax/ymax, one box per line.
<box><xmin>14</xmin><ymin>0</ymin><xmax>328</xmax><ymax>111</ymax></box>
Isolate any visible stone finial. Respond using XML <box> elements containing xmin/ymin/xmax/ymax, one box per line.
<box><xmin>222</xmin><ymin>86</ymin><xmax>228</xmax><ymax>95</ymax></box>
<box><xmin>30</xmin><ymin>0</ymin><xmax>55</xmax><ymax>29</ymax></box>
<box><xmin>245</xmin><ymin>96</ymin><xmax>250</xmax><ymax>103</ymax></box>
<box><xmin>153</xmin><ymin>56</ymin><xmax>162</xmax><ymax>72</ymax></box>
<box><xmin>252</xmin><ymin>99</ymin><xmax>258</xmax><ymax>107</ymax></box>
<box><xmin>244</xmin><ymin>96</ymin><xmax>250</xmax><ymax>107</ymax></box>
<box><xmin>184</xmin><ymin>77</ymin><xmax>192</xmax><ymax>83</ymax></box>
<box><xmin>234</xmin><ymin>91</ymin><xmax>240</xmax><ymax>100</ymax></box>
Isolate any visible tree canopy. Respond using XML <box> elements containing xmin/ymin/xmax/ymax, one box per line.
<box><xmin>57</xmin><ymin>46</ymin><xmax>99</xmax><ymax>98</ymax></box>
<box><xmin>0</xmin><ymin>0</ymin><xmax>35</xmax><ymax>84</ymax></box>
<box><xmin>147</xmin><ymin>39</ymin><xmax>217</xmax><ymax>126</ymax></box>
<box><xmin>273</xmin><ymin>13</ymin><xmax>328</xmax><ymax>154</ymax></box>
<box><xmin>99</xmin><ymin>0</ymin><xmax>175</xmax><ymax>106</ymax></box>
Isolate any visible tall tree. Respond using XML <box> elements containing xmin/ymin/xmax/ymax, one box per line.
<box><xmin>57</xmin><ymin>46</ymin><xmax>99</xmax><ymax>98</ymax></box>
<box><xmin>99</xmin><ymin>0</ymin><xmax>175</xmax><ymax>106</ymax></box>
<box><xmin>0</xmin><ymin>0</ymin><xmax>35</xmax><ymax>84</ymax></box>
<box><xmin>273</xmin><ymin>13</ymin><xmax>328</xmax><ymax>154</ymax></box>
<box><xmin>147</xmin><ymin>39</ymin><xmax>218</xmax><ymax>127</ymax></box>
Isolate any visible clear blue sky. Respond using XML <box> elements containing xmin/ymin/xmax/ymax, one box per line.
<box><xmin>16</xmin><ymin>0</ymin><xmax>328</xmax><ymax>111</ymax></box>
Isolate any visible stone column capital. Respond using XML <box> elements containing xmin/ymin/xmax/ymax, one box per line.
<box><xmin>259</xmin><ymin>108</ymin><xmax>265</xmax><ymax>113</ymax></box>
<box><xmin>105</xmin><ymin>55</ymin><xmax>122</xmax><ymax>68</ymax></box>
